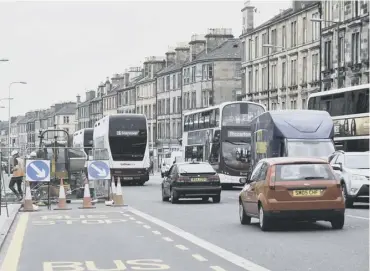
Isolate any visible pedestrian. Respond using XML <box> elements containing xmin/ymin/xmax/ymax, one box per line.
<box><xmin>150</xmin><ymin>160</ymin><xmax>154</xmax><ymax>175</ymax></box>
<box><xmin>9</xmin><ymin>150</ymin><xmax>25</xmax><ymax>201</ymax></box>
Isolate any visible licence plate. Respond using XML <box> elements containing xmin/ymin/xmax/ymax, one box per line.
<box><xmin>191</xmin><ymin>178</ymin><xmax>207</xmax><ymax>182</ymax></box>
<box><xmin>123</xmin><ymin>177</ymin><xmax>133</xmax><ymax>180</ymax></box>
<box><xmin>292</xmin><ymin>190</ymin><xmax>322</xmax><ymax>197</ymax></box>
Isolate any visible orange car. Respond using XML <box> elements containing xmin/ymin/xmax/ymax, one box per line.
<box><xmin>239</xmin><ymin>157</ymin><xmax>345</xmax><ymax>231</ymax></box>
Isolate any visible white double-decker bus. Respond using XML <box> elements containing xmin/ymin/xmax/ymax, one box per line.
<box><xmin>308</xmin><ymin>84</ymin><xmax>369</xmax><ymax>152</ymax></box>
<box><xmin>182</xmin><ymin>101</ymin><xmax>266</xmax><ymax>188</ymax></box>
<box><xmin>93</xmin><ymin>114</ymin><xmax>150</xmax><ymax>185</ymax></box>
<box><xmin>72</xmin><ymin>128</ymin><xmax>94</xmax><ymax>155</ymax></box>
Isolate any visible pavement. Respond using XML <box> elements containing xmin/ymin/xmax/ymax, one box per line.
<box><xmin>0</xmin><ymin>174</ymin><xmax>369</xmax><ymax>271</ymax></box>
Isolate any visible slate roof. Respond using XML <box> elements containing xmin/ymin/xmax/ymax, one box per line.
<box><xmin>55</xmin><ymin>103</ymin><xmax>76</xmax><ymax>115</ymax></box>
<box><xmin>156</xmin><ymin>62</ymin><xmax>183</xmax><ymax>76</ymax></box>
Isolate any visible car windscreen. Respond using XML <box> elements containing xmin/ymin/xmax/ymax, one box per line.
<box><xmin>178</xmin><ymin>163</ymin><xmax>216</xmax><ymax>174</ymax></box>
<box><xmin>275</xmin><ymin>163</ymin><xmax>335</xmax><ymax>181</ymax></box>
<box><xmin>345</xmin><ymin>154</ymin><xmax>369</xmax><ymax>169</ymax></box>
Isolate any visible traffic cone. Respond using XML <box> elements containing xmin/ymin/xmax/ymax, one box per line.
<box><xmin>21</xmin><ymin>181</ymin><xmax>39</xmax><ymax>212</ymax></box>
<box><xmin>113</xmin><ymin>177</ymin><xmax>126</xmax><ymax>207</ymax></box>
<box><xmin>78</xmin><ymin>179</ymin><xmax>96</xmax><ymax>209</ymax></box>
<box><xmin>105</xmin><ymin>178</ymin><xmax>116</xmax><ymax>206</ymax></box>
<box><xmin>54</xmin><ymin>178</ymin><xmax>72</xmax><ymax>210</ymax></box>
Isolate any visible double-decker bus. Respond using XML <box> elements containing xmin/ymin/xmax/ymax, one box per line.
<box><xmin>93</xmin><ymin>114</ymin><xmax>150</xmax><ymax>185</ymax></box>
<box><xmin>182</xmin><ymin>101</ymin><xmax>266</xmax><ymax>188</ymax></box>
<box><xmin>307</xmin><ymin>84</ymin><xmax>369</xmax><ymax>152</ymax></box>
<box><xmin>72</xmin><ymin>128</ymin><xmax>94</xmax><ymax>155</ymax></box>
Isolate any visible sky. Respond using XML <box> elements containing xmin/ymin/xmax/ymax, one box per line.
<box><xmin>0</xmin><ymin>0</ymin><xmax>292</xmax><ymax>121</ymax></box>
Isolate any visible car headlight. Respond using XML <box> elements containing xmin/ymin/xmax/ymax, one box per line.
<box><xmin>351</xmin><ymin>175</ymin><xmax>367</xmax><ymax>181</ymax></box>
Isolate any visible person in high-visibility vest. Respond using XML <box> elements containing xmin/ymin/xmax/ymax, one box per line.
<box><xmin>9</xmin><ymin>150</ymin><xmax>25</xmax><ymax>201</ymax></box>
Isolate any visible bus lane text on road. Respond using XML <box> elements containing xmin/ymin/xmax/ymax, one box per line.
<box><xmin>32</xmin><ymin>214</ymin><xmax>127</xmax><ymax>225</ymax></box>
<box><xmin>43</xmin><ymin>259</ymin><xmax>170</xmax><ymax>271</ymax></box>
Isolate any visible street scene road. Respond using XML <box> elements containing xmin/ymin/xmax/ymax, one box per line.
<box><xmin>0</xmin><ymin>174</ymin><xmax>368</xmax><ymax>271</ymax></box>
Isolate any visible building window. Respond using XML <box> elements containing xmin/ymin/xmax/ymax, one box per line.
<box><xmin>242</xmin><ymin>41</ymin><xmax>246</xmax><ymax>62</ymax></box>
<box><xmin>282</xmin><ymin>62</ymin><xmax>286</xmax><ymax>87</ymax></box>
<box><xmin>290</xmin><ymin>59</ymin><xmax>297</xmax><ymax>85</ymax></box>
<box><xmin>172</xmin><ymin>122</ymin><xmax>176</xmax><ymax>139</ymax></box>
<box><xmin>291</xmin><ymin>21</ymin><xmax>297</xmax><ymax>47</ymax></box>
<box><xmin>271</xmin><ymin>29</ymin><xmax>277</xmax><ymax>52</ymax></box>
<box><xmin>262</xmin><ymin>66</ymin><xmax>267</xmax><ymax>90</ymax></box>
<box><xmin>312</xmin><ymin>53</ymin><xmax>319</xmax><ymax>81</ymax></box>
<box><xmin>302</xmin><ymin>17</ymin><xmax>307</xmax><ymax>44</ymax></box>
<box><xmin>353</xmin><ymin>0</ymin><xmax>359</xmax><ymax>18</ymax></box>
<box><xmin>166</xmin><ymin>98</ymin><xmax>170</xmax><ymax>114</ymax></box>
<box><xmin>324</xmin><ymin>40</ymin><xmax>332</xmax><ymax>69</ymax></box>
<box><xmin>177</xmin><ymin>97</ymin><xmax>181</xmax><ymax>113</ymax></box>
<box><xmin>282</xmin><ymin>25</ymin><xmax>286</xmax><ymax>48</ymax></box>
<box><xmin>248</xmin><ymin>70</ymin><xmax>253</xmax><ymax>93</ymax></box>
<box><xmin>302</xmin><ymin>56</ymin><xmax>307</xmax><ymax>83</ymax></box>
<box><xmin>166</xmin><ymin>75</ymin><xmax>170</xmax><ymax>90</ymax></box>
<box><xmin>202</xmin><ymin>64</ymin><xmax>213</xmax><ymax>80</ymax></box>
<box><xmin>255</xmin><ymin>69</ymin><xmax>259</xmax><ymax>92</ymax></box>
<box><xmin>254</xmin><ymin>36</ymin><xmax>259</xmax><ymax>58</ymax></box>
<box><xmin>271</xmin><ymin>64</ymin><xmax>277</xmax><ymax>88</ymax></box>
<box><xmin>248</xmin><ymin>39</ymin><xmax>252</xmax><ymax>60</ymax></box>
<box><xmin>63</xmin><ymin>116</ymin><xmax>69</xmax><ymax>124</ymax></box>
<box><xmin>183</xmin><ymin>68</ymin><xmax>190</xmax><ymax>85</ymax></box>
<box><xmin>172</xmin><ymin>97</ymin><xmax>176</xmax><ymax>113</ymax></box>
<box><xmin>191</xmin><ymin>66</ymin><xmax>196</xmax><ymax>83</ymax></box>
<box><xmin>352</xmin><ymin>32</ymin><xmax>360</xmax><ymax>64</ymax></box>
<box><xmin>172</xmin><ymin>74</ymin><xmax>176</xmax><ymax>89</ymax></box>
<box><xmin>191</xmin><ymin>91</ymin><xmax>196</xmax><ymax>109</ymax></box>
<box><xmin>262</xmin><ymin>33</ymin><xmax>267</xmax><ymax>56</ymax></box>
<box><xmin>312</xmin><ymin>13</ymin><xmax>320</xmax><ymax>41</ymax></box>
<box><xmin>338</xmin><ymin>36</ymin><xmax>344</xmax><ymax>66</ymax></box>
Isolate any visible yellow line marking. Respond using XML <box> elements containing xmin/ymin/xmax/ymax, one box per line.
<box><xmin>210</xmin><ymin>266</ymin><xmax>227</xmax><ymax>271</ymax></box>
<box><xmin>192</xmin><ymin>254</ymin><xmax>208</xmax><ymax>262</ymax></box>
<box><xmin>0</xmin><ymin>213</ymin><xmax>29</xmax><ymax>271</ymax></box>
<box><xmin>143</xmin><ymin>225</ymin><xmax>151</xmax><ymax>229</ymax></box>
<box><xmin>136</xmin><ymin>221</ymin><xmax>143</xmax><ymax>224</ymax></box>
<box><xmin>152</xmin><ymin>230</ymin><xmax>161</xmax><ymax>235</ymax></box>
<box><xmin>162</xmin><ymin>237</ymin><xmax>173</xmax><ymax>242</ymax></box>
<box><xmin>175</xmin><ymin>244</ymin><xmax>189</xmax><ymax>250</ymax></box>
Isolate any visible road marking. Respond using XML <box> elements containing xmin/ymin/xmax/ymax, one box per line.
<box><xmin>129</xmin><ymin>217</ymin><xmax>136</xmax><ymax>220</ymax></box>
<box><xmin>162</xmin><ymin>237</ymin><xmax>173</xmax><ymax>242</ymax></box>
<box><xmin>210</xmin><ymin>266</ymin><xmax>227</xmax><ymax>271</ymax></box>
<box><xmin>152</xmin><ymin>230</ymin><xmax>161</xmax><ymax>235</ymax></box>
<box><xmin>346</xmin><ymin>214</ymin><xmax>369</xmax><ymax>220</ymax></box>
<box><xmin>0</xmin><ymin>213</ymin><xmax>29</xmax><ymax>271</ymax></box>
<box><xmin>136</xmin><ymin>221</ymin><xmax>143</xmax><ymax>224</ymax></box>
<box><xmin>175</xmin><ymin>244</ymin><xmax>189</xmax><ymax>250</ymax></box>
<box><xmin>143</xmin><ymin>225</ymin><xmax>151</xmax><ymax>229</ymax></box>
<box><xmin>123</xmin><ymin>213</ymin><xmax>131</xmax><ymax>217</ymax></box>
<box><xmin>192</xmin><ymin>254</ymin><xmax>208</xmax><ymax>262</ymax></box>
<box><xmin>129</xmin><ymin>207</ymin><xmax>271</xmax><ymax>271</ymax></box>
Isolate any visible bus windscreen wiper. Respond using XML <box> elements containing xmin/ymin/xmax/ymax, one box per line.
<box><xmin>225</xmin><ymin>140</ymin><xmax>248</xmax><ymax>145</ymax></box>
<box><xmin>131</xmin><ymin>143</ymin><xmax>146</xmax><ymax>146</ymax></box>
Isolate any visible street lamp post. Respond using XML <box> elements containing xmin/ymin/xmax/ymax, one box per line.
<box><xmin>7</xmin><ymin>81</ymin><xmax>27</xmax><ymax>175</ymax></box>
<box><xmin>311</xmin><ymin>18</ymin><xmax>340</xmax><ymax>88</ymax></box>
<box><xmin>262</xmin><ymin>44</ymin><xmax>286</xmax><ymax>110</ymax></box>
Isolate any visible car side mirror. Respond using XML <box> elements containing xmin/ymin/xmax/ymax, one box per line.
<box><xmin>332</xmin><ymin>164</ymin><xmax>342</xmax><ymax>171</ymax></box>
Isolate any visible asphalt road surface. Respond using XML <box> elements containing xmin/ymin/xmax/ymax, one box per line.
<box><xmin>0</xmin><ymin>174</ymin><xmax>368</xmax><ymax>271</ymax></box>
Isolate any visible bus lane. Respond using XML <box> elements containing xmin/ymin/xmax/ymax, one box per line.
<box><xmin>0</xmin><ymin>208</ymin><xmax>255</xmax><ymax>271</ymax></box>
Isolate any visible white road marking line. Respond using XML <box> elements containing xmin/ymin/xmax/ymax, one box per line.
<box><xmin>129</xmin><ymin>217</ymin><xmax>136</xmax><ymax>220</ymax></box>
<box><xmin>123</xmin><ymin>214</ymin><xmax>131</xmax><ymax>217</ymax></box>
<box><xmin>210</xmin><ymin>266</ymin><xmax>227</xmax><ymax>271</ymax></box>
<box><xmin>346</xmin><ymin>214</ymin><xmax>369</xmax><ymax>220</ymax></box>
<box><xmin>129</xmin><ymin>207</ymin><xmax>271</xmax><ymax>271</ymax></box>
<box><xmin>163</xmin><ymin>237</ymin><xmax>173</xmax><ymax>242</ymax></box>
<box><xmin>136</xmin><ymin>221</ymin><xmax>143</xmax><ymax>224</ymax></box>
<box><xmin>192</xmin><ymin>254</ymin><xmax>208</xmax><ymax>262</ymax></box>
<box><xmin>143</xmin><ymin>225</ymin><xmax>151</xmax><ymax>229</ymax></box>
<box><xmin>152</xmin><ymin>230</ymin><xmax>161</xmax><ymax>235</ymax></box>
<box><xmin>175</xmin><ymin>244</ymin><xmax>189</xmax><ymax>250</ymax></box>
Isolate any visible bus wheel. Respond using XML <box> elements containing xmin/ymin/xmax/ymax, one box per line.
<box><xmin>138</xmin><ymin>181</ymin><xmax>145</xmax><ymax>186</ymax></box>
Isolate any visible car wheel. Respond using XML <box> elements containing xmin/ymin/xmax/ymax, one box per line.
<box><xmin>161</xmin><ymin>186</ymin><xmax>170</xmax><ymax>202</ymax></box>
<box><xmin>201</xmin><ymin>197</ymin><xmax>209</xmax><ymax>202</ymax></box>
<box><xmin>239</xmin><ymin>200</ymin><xmax>251</xmax><ymax>225</ymax></box>
<box><xmin>171</xmin><ymin>189</ymin><xmax>178</xmax><ymax>204</ymax></box>
<box><xmin>161</xmin><ymin>173</ymin><xmax>164</xmax><ymax>178</ymax></box>
<box><xmin>212</xmin><ymin>195</ymin><xmax>221</xmax><ymax>203</ymax></box>
<box><xmin>331</xmin><ymin>215</ymin><xmax>345</xmax><ymax>230</ymax></box>
<box><xmin>259</xmin><ymin>205</ymin><xmax>271</xmax><ymax>231</ymax></box>
<box><xmin>138</xmin><ymin>181</ymin><xmax>145</xmax><ymax>186</ymax></box>
<box><xmin>341</xmin><ymin>183</ymin><xmax>354</xmax><ymax>208</ymax></box>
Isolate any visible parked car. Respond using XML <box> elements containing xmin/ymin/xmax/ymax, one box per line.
<box><xmin>329</xmin><ymin>151</ymin><xmax>369</xmax><ymax>207</ymax></box>
<box><xmin>161</xmin><ymin>161</ymin><xmax>221</xmax><ymax>204</ymax></box>
<box><xmin>239</xmin><ymin>157</ymin><xmax>345</xmax><ymax>231</ymax></box>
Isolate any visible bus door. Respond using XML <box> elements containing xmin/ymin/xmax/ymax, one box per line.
<box><xmin>185</xmin><ymin>145</ymin><xmax>204</xmax><ymax>162</ymax></box>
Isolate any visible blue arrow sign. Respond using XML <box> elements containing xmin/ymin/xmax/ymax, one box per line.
<box><xmin>26</xmin><ymin>160</ymin><xmax>50</xmax><ymax>182</ymax></box>
<box><xmin>88</xmin><ymin>160</ymin><xmax>111</xmax><ymax>180</ymax></box>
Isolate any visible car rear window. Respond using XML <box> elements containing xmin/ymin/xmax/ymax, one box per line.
<box><xmin>275</xmin><ymin>163</ymin><xmax>335</xmax><ymax>181</ymax></box>
<box><xmin>178</xmin><ymin>163</ymin><xmax>215</xmax><ymax>174</ymax></box>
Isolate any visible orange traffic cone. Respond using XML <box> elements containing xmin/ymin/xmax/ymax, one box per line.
<box><xmin>113</xmin><ymin>177</ymin><xmax>126</xmax><ymax>207</ymax></box>
<box><xmin>78</xmin><ymin>179</ymin><xmax>96</xmax><ymax>209</ymax></box>
<box><xmin>54</xmin><ymin>179</ymin><xmax>72</xmax><ymax>210</ymax></box>
<box><xmin>21</xmin><ymin>181</ymin><xmax>39</xmax><ymax>212</ymax></box>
